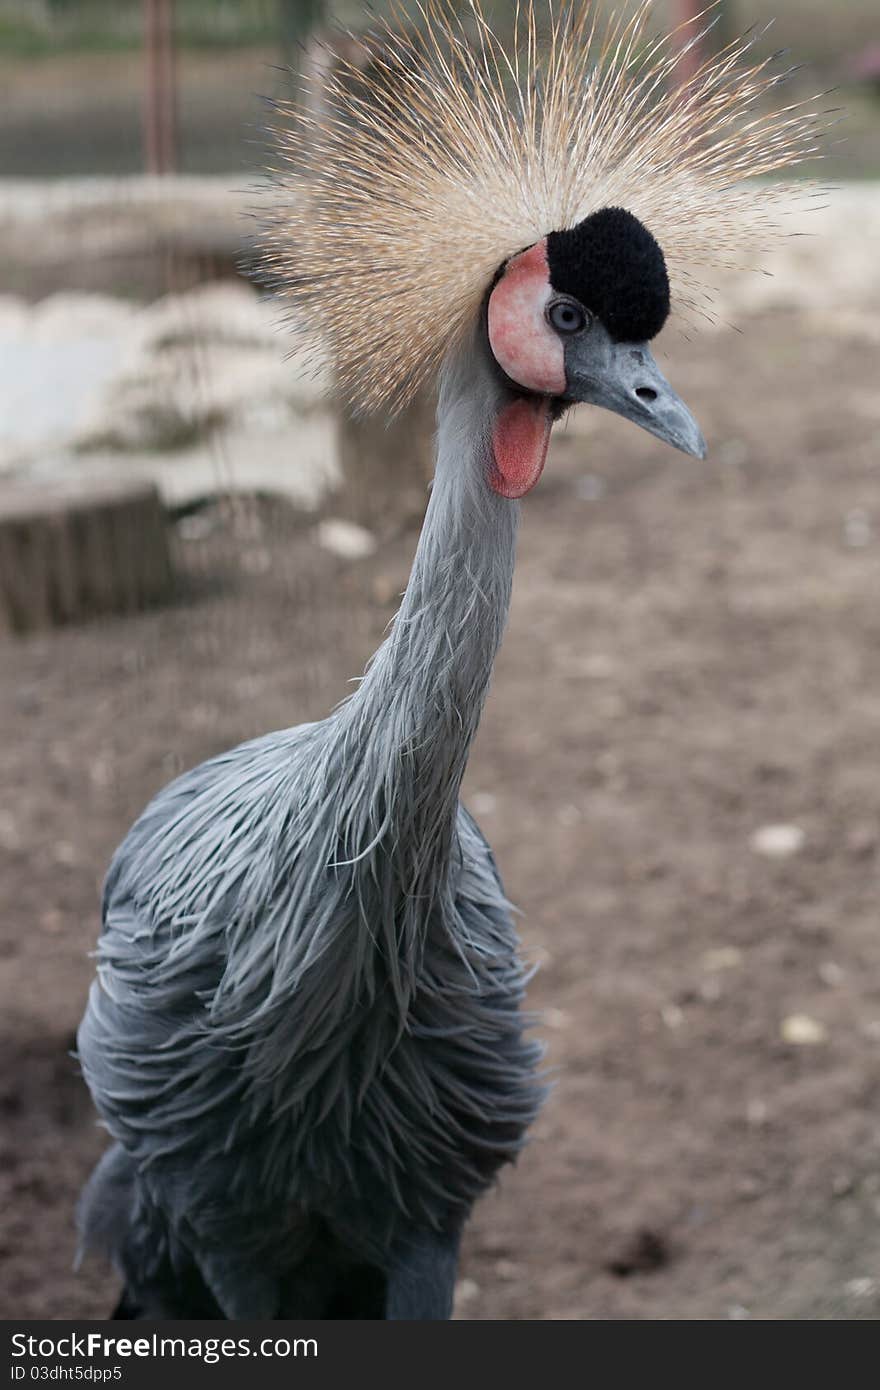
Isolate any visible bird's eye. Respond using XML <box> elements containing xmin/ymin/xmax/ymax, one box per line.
<box><xmin>547</xmin><ymin>298</ymin><xmax>590</xmax><ymax>335</ymax></box>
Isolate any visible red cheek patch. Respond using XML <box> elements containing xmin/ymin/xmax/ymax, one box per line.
<box><xmin>489</xmin><ymin>395</ymin><xmax>553</xmax><ymax>499</ymax></box>
<box><xmin>487</xmin><ymin>240</ymin><xmax>566</xmax><ymax>396</ymax></box>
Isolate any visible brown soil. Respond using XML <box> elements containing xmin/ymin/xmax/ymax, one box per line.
<box><xmin>2</xmin><ymin>311</ymin><xmax>880</xmax><ymax>1320</ymax></box>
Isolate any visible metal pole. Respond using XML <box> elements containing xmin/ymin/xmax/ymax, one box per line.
<box><xmin>157</xmin><ymin>0</ymin><xmax>178</xmax><ymax>174</ymax></box>
<box><xmin>672</xmin><ymin>0</ymin><xmax>704</xmax><ymax>90</ymax></box>
<box><xmin>143</xmin><ymin>0</ymin><xmax>177</xmax><ymax>174</ymax></box>
<box><xmin>143</xmin><ymin>0</ymin><xmax>161</xmax><ymax>173</ymax></box>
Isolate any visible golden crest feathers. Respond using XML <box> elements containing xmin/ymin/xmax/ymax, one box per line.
<box><xmin>262</xmin><ymin>1</ymin><xmax>822</xmax><ymax>413</ymax></box>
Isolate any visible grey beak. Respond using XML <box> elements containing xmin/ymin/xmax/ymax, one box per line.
<box><xmin>564</xmin><ymin>327</ymin><xmax>706</xmax><ymax>460</ymax></box>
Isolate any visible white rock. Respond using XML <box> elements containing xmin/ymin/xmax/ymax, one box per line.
<box><xmin>543</xmin><ymin>1007</ymin><xmax>571</xmax><ymax>1031</ymax></box>
<box><xmin>139</xmin><ymin>282</ymin><xmax>278</xmax><ymax>351</ymax></box>
<box><xmin>30</xmin><ymin>291</ymin><xmax>137</xmax><ymax>342</ymax></box>
<box><xmin>315</xmin><ymin>518</ymin><xmax>377</xmax><ymax>560</ymax></box>
<box><xmin>0</xmin><ymin>296</ymin><xmax>136</xmax><ymax>470</ymax></box>
<box><xmin>454</xmin><ymin>1278</ymin><xmax>480</xmax><ymax>1307</ymax></box>
<box><xmin>780</xmin><ymin>1014</ymin><xmax>827</xmax><ymax>1046</ymax></box>
<box><xmin>0</xmin><ymin>810</ymin><xmax>21</xmax><ymax>850</ymax></box>
<box><xmin>746</xmin><ymin>1098</ymin><xmax>769</xmax><ymax>1127</ymax></box>
<box><xmin>844</xmin><ymin>1277</ymin><xmax>876</xmax><ymax>1300</ymax></box>
<box><xmin>844</xmin><ymin>509</ymin><xmax>872</xmax><ymax>548</ymax></box>
<box><xmin>0</xmin><ymin>279</ymin><xmax>337</xmax><ymax>506</ymax></box>
<box><xmin>661</xmin><ymin>1003</ymin><xmax>685</xmax><ymax>1031</ymax></box>
<box><xmin>701</xmin><ymin>946</ymin><xmax>743</xmax><ymax>972</ymax></box>
<box><xmin>577</xmin><ymin>653</ymin><xmax>617</xmax><ymax>679</ymax></box>
<box><xmin>74</xmin><ymin>340</ymin><xmax>296</xmax><ymax>452</ymax></box>
<box><xmin>818</xmin><ymin>961</ymin><xmax>845</xmax><ymax>988</ymax></box>
<box><xmin>91</xmin><ymin>418</ymin><xmax>338</xmax><ymax>510</ymax></box>
<box><xmin>0</xmin><ymin>295</ymin><xmax>31</xmax><ymax>335</ymax></box>
<box><xmin>529</xmin><ymin>945</ymin><xmax>555</xmax><ymax>970</ymax></box>
<box><xmin>750</xmin><ymin>824</ymin><xmax>806</xmax><ymax>858</ymax></box>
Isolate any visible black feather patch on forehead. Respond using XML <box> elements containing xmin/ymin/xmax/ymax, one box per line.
<box><xmin>547</xmin><ymin>207</ymin><xmax>670</xmax><ymax>343</ymax></box>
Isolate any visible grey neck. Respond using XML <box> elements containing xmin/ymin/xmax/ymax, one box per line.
<box><xmin>334</xmin><ymin>332</ymin><xmax>518</xmax><ymax>922</ymax></box>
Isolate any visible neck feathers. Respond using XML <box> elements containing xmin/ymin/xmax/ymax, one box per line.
<box><xmin>330</xmin><ymin>336</ymin><xmax>518</xmax><ymax>987</ymax></box>
<box><xmin>357</xmin><ymin>338</ymin><xmax>517</xmax><ymax>737</ymax></box>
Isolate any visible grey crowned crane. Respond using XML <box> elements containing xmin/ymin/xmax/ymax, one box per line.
<box><xmin>76</xmin><ymin>0</ymin><xmax>819</xmax><ymax>1320</ymax></box>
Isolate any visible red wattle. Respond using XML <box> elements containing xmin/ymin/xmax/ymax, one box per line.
<box><xmin>489</xmin><ymin>396</ymin><xmax>553</xmax><ymax>500</ymax></box>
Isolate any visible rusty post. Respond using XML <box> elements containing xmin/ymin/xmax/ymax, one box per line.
<box><xmin>671</xmin><ymin>0</ymin><xmax>705</xmax><ymax>90</ymax></box>
<box><xmin>143</xmin><ymin>0</ymin><xmax>177</xmax><ymax>174</ymax></box>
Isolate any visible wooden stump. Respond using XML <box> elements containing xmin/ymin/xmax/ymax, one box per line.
<box><xmin>336</xmin><ymin>390</ymin><xmax>436</xmax><ymax>532</ymax></box>
<box><xmin>0</xmin><ymin>476</ymin><xmax>174</xmax><ymax>637</ymax></box>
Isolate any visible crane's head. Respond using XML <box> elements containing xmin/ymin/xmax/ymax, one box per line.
<box><xmin>265</xmin><ymin>1</ymin><xmax>821</xmax><ymax>487</ymax></box>
<box><xmin>484</xmin><ymin>206</ymin><xmax>704</xmax><ymax>496</ymax></box>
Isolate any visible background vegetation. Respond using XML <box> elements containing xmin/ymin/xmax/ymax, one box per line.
<box><xmin>0</xmin><ymin>0</ymin><xmax>878</xmax><ymax>178</ymax></box>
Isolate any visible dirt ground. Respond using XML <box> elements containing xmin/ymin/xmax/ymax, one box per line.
<box><xmin>1</xmin><ymin>305</ymin><xmax>880</xmax><ymax>1320</ymax></box>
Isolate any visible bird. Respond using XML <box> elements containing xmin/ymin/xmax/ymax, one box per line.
<box><xmin>76</xmin><ymin>0</ymin><xmax>820</xmax><ymax>1320</ymax></box>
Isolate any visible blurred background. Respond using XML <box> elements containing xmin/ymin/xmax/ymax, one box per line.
<box><xmin>1</xmin><ymin>0</ymin><xmax>879</xmax><ymax>1321</ymax></box>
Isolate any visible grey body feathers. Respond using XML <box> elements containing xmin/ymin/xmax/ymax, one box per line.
<box><xmin>77</xmin><ymin>338</ymin><xmax>544</xmax><ymax>1318</ymax></box>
